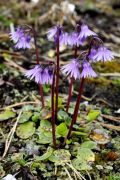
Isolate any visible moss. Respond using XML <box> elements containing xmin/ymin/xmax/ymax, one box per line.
<box><xmin>93</xmin><ymin>61</ymin><xmax>120</xmax><ymax>73</ymax></box>
<box><xmin>86</xmin><ymin>78</ymin><xmax>112</xmax><ymax>86</ymax></box>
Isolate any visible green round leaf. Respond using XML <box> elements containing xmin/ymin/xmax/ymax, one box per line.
<box><xmin>34</xmin><ymin>147</ymin><xmax>53</xmax><ymax>161</ymax></box>
<box><xmin>57</xmin><ymin>110</ymin><xmax>69</xmax><ymax>121</ymax></box>
<box><xmin>32</xmin><ymin>112</ymin><xmax>40</xmax><ymax>122</ymax></box>
<box><xmin>86</xmin><ymin>110</ymin><xmax>100</xmax><ymax>121</ymax></box>
<box><xmin>40</xmin><ymin>119</ymin><xmax>52</xmax><ymax>130</ymax></box>
<box><xmin>72</xmin><ymin>158</ymin><xmax>92</xmax><ymax>170</ymax></box>
<box><xmin>56</xmin><ymin>123</ymin><xmax>68</xmax><ymax>137</ymax></box>
<box><xmin>77</xmin><ymin>148</ymin><xmax>95</xmax><ymax>163</ymax></box>
<box><xmin>19</xmin><ymin>111</ymin><xmax>32</xmax><ymax>123</ymax></box>
<box><xmin>37</xmin><ymin>127</ymin><xmax>52</xmax><ymax>144</ymax></box>
<box><xmin>16</xmin><ymin>121</ymin><xmax>35</xmax><ymax>139</ymax></box>
<box><xmin>49</xmin><ymin>149</ymin><xmax>71</xmax><ymax>165</ymax></box>
<box><xmin>0</xmin><ymin>109</ymin><xmax>16</xmax><ymax>121</ymax></box>
<box><xmin>81</xmin><ymin>141</ymin><xmax>97</xmax><ymax>150</ymax></box>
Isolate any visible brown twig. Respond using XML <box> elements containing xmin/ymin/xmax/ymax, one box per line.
<box><xmin>0</xmin><ymin>49</ymin><xmax>26</xmax><ymax>60</ymax></box>
<box><xmin>1</xmin><ymin>110</ymin><xmax>22</xmax><ymax>159</ymax></box>
<box><xmin>0</xmin><ymin>101</ymin><xmax>40</xmax><ymax>110</ymax></box>
<box><xmin>100</xmin><ymin>122</ymin><xmax>120</xmax><ymax>131</ymax></box>
<box><xmin>4</xmin><ymin>59</ymin><xmax>26</xmax><ymax>73</ymax></box>
<box><xmin>96</xmin><ymin>98</ymin><xmax>112</xmax><ymax>107</ymax></box>
<box><xmin>99</xmin><ymin>73</ymin><xmax>120</xmax><ymax>77</ymax></box>
<box><xmin>101</xmin><ymin>114</ymin><xmax>120</xmax><ymax>122</ymax></box>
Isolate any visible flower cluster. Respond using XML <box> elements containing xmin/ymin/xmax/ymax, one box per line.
<box><xmin>10</xmin><ymin>27</ymin><xmax>31</xmax><ymax>49</ymax></box>
<box><xmin>61</xmin><ymin>44</ymin><xmax>114</xmax><ymax>79</ymax></box>
<box><xmin>49</xmin><ymin>23</ymin><xmax>114</xmax><ymax>79</ymax></box>
<box><xmin>48</xmin><ymin>24</ymin><xmax>97</xmax><ymax>47</ymax></box>
<box><xmin>61</xmin><ymin>58</ymin><xmax>97</xmax><ymax>79</ymax></box>
<box><xmin>10</xmin><ymin>23</ymin><xmax>114</xmax><ymax>85</ymax></box>
<box><xmin>25</xmin><ymin>65</ymin><xmax>54</xmax><ymax>85</ymax></box>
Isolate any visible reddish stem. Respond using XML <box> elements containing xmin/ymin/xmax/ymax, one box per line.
<box><xmin>51</xmin><ymin>71</ymin><xmax>57</xmax><ymax>148</ymax></box>
<box><xmin>65</xmin><ymin>78</ymin><xmax>85</xmax><ymax>140</ymax></box>
<box><xmin>66</xmin><ymin>46</ymin><xmax>77</xmax><ymax>113</ymax></box>
<box><xmin>74</xmin><ymin>45</ymin><xmax>78</xmax><ymax>58</ymax></box>
<box><xmin>55</xmin><ymin>34</ymin><xmax>60</xmax><ymax>119</ymax></box>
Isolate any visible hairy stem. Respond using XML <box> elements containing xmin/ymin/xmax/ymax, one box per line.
<box><xmin>51</xmin><ymin>72</ymin><xmax>57</xmax><ymax>148</ymax></box>
<box><xmin>66</xmin><ymin>46</ymin><xmax>77</xmax><ymax>113</ymax></box>
<box><xmin>65</xmin><ymin>78</ymin><xmax>85</xmax><ymax>141</ymax></box>
<box><xmin>55</xmin><ymin>33</ymin><xmax>60</xmax><ymax>120</ymax></box>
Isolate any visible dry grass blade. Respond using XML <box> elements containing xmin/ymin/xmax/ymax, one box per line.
<box><xmin>86</xmin><ymin>170</ymin><xmax>92</xmax><ymax>180</ymax></box>
<box><xmin>100</xmin><ymin>122</ymin><xmax>120</xmax><ymax>131</ymax></box>
<box><xmin>101</xmin><ymin>114</ymin><xmax>120</xmax><ymax>122</ymax></box>
<box><xmin>0</xmin><ymin>49</ymin><xmax>26</xmax><ymax>60</ymax></box>
<box><xmin>0</xmin><ymin>127</ymin><xmax>5</xmax><ymax>140</ymax></box>
<box><xmin>0</xmin><ymin>101</ymin><xmax>40</xmax><ymax>110</ymax></box>
<box><xmin>99</xmin><ymin>73</ymin><xmax>120</xmax><ymax>77</ymax></box>
<box><xmin>66</xmin><ymin>163</ymin><xmax>86</xmax><ymax>180</ymax></box>
<box><xmin>4</xmin><ymin>60</ymin><xmax>25</xmax><ymax>73</ymax></box>
<box><xmin>1</xmin><ymin>110</ymin><xmax>22</xmax><ymax>159</ymax></box>
<box><xmin>64</xmin><ymin>166</ymin><xmax>73</xmax><ymax>180</ymax></box>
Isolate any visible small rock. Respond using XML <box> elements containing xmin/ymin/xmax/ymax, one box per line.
<box><xmin>90</xmin><ymin>129</ymin><xmax>110</xmax><ymax>145</ymax></box>
<box><xmin>2</xmin><ymin>174</ymin><xmax>16</xmax><ymax>180</ymax></box>
<box><xmin>96</xmin><ymin>165</ymin><xmax>103</xmax><ymax>170</ymax></box>
<box><xmin>106</xmin><ymin>151</ymin><xmax>118</xmax><ymax>161</ymax></box>
<box><xmin>105</xmin><ymin>166</ymin><xmax>113</xmax><ymax>170</ymax></box>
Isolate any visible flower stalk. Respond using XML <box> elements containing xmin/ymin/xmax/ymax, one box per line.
<box><xmin>65</xmin><ymin>78</ymin><xmax>85</xmax><ymax>141</ymax></box>
<box><xmin>55</xmin><ymin>31</ymin><xmax>60</xmax><ymax>120</ymax></box>
<box><xmin>51</xmin><ymin>71</ymin><xmax>57</xmax><ymax>148</ymax></box>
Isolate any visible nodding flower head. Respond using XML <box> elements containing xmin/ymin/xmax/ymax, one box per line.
<box><xmin>25</xmin><ymin>65</ymin><xmax>42</xmax><ymax>84</ymax></box>
<box><xmin>25</xmin><ymin>65</ymin><xmax>53</xmax><ymax>85</ymax></box>
<box><xmin>91</xmin><ymin>46</ymin><xmax>114</xmax><ymax>62</ymax></box>
<box><xmin>78</xmin><ymin>24</ymin><xmax>97</xmax><ymax>42</ymax></box>
<box><xmin>47</xmin><ymin>26</ymin><xmax>58</xmax><ymax>40</ymax></box>
<box><xmin>10</xmin><ymin>27</ymin><xmax>24</xmax><ymax>43</ymax></box>
<box><xmin>88</xmin><ymin>48</ymin><xmax>98</xmax><ymax>61</ymax></box>
<box><xmin>41</xmin><ymin>67</ymin><xmax>53</xmax><ymax>85</ymax></box>
<box><xmin>10</xmin><ymin>27</ymin><xmax>31</xmax><ymax>49</ymax></box>
<box><xmin>15</xmin><ymin>35</ymin><xmax>31</xmax><ymax>49</ymax></box>
<box><xmin>47</xmin><ymin>25</ymin><xmax>63</xmax><ymax>42</ymax></box>
<box><xmin>59</xmin><ymin>32</ymin><xmax>69</xmax><ymax>46</ymax></box>
<box><xmin>61</xmin><ymin>58</ymin><xmax>80</xmax><ymax>79</ymax></box>
<box><xmin>67</xmin><ymin>32</ymin><xmax>83</xmax><ymax>47</ymax></box>
<box><xmin>81</xmin><ymin>61</ymin><xmax>97</xmax><ymax>78</ymax></box>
